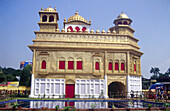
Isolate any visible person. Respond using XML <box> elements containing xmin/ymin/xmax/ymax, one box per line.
<box><xmin>130</xmin><ymin>90</ymin><xmax>134</xmax><ymax>98</ymax></box>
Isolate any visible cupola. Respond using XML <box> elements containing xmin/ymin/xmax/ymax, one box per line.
<box><xmin>64</xmin><ymin>11</ymin><xmax>91</xmax><ymax>33</ymax></box>
<box><xmin>38</xmin><ymin>6</ymin><xmax>59</xmax><ymax>32</ymax></box>
<box><xmin>114</xmin><ymin>12</ymin><xmax>132</xmax><ymax>26</ymax></box>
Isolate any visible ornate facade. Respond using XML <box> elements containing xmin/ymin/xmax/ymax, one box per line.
<box><xmin>29</xmin><ymin>6</ymin><xmax>143</xmax><ymax>98</ymax></box>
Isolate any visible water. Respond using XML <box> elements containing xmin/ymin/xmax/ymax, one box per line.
<box><xmin>0</xmin><ymin>99</ymin><xmax>167</xmax><ymax>109</ymax></box>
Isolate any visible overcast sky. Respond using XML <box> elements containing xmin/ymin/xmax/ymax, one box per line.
<box><xmin>0</xmin><ymin>0</ymin><xmax>170</xmax><ymax>78</ymax></box>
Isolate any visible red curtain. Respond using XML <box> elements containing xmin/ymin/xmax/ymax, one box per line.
<box><xmin>59</xmin><ymin>61</ymin><xmax>65</xmax><ymax>69</ymax></box>
<box><xmin>134</xmin><ymin>64</ymin><xmax>136</xmax><ymax>71</ymax></box>
<box><xmin>121</xmin><ymin>63</ymin><xmax>125</xmax><ymax>71</ymax></box>
<box><xmin>75</xmin><ymin>26</ymin><xmax>80</xmax><ymax>32</ymax></box>
<box><xmin>67</xmin><ymin>26</ymin><xmax>73</xmax><ymax>32</ymax></box>
<box><xmin>77</xmin><ymin>61</ymin><xmax>82</xmax><ymax>70</ymax></box>
<box><xmin>95</xmin><ymin>62</ymin><xmax>99</xmax><ymax>70</ymax></box>
<box><xmin>82</xmin><ymin>27</ymin><xmax>86</xmax><ymax>32</ymax></box>
<box><xmin>68</xmin><ymin>61</ymin><xmax>74</xmax><ymax>70</ymax></box>
<box><xmin>108</xmin><ymin>62</ymin><xmax>112</xmax><ymax>70</ymax></box>
<box><xmin>115</xmin><ymin>62</ymin><xmax>119</xmax><ymax>70</ymax></box>
<box><xmin>41</xmin><ymin>61</ymin><xmax>46</xmax><ymax>69</ymax></box>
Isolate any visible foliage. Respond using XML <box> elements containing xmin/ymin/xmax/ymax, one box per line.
<box><xmin>150</xmin><ymin>67</ymin><xmax>170</xmax><ymax>79</ymax></box>
<box><xmin>0</xmin><ymin>65</ymin><xmax>32</xmax><ymax>86</ymax></box>
<box><xmin>91</xmin><ymin>103</ymin><xmax>97</xmax><ymax>109</ymax></box>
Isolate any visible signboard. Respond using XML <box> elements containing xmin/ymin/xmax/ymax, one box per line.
<box><xmin>20</xmin><ymin>61</ymin><xmax>32</xmax><ymax>70</ymax></box>
<box><xmin>7</xmin><ymin>82</ymin><xmax>19</xmax><ymax>90</ymax></box>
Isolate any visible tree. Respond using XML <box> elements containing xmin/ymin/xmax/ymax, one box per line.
<box><xmin>150</xmin><ymin>67</ymin><xmax>160</xmax><ymax>79</ymax></box>
<box><xmin>19</xmin><ymin>64</ymin><xmax>32</xmax><ymax>86</ymax></box>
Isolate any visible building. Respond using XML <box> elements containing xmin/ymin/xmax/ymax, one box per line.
<box><xmin>20</xmin><ymin>61</ymin><xmax>32</xmax><ymax>70</ymax></box>
<box><xmin>28</xmin><ymin>6</ymin><xmax>143</xmax><ymax>98</ymax></box>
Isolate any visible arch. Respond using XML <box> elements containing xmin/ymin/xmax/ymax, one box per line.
<box><xmin>121</xmin><ymin>62</ymin><xmax>125</xmax><ymax>71</ymax></box>
<box><xmin>59</xmin><ymin>57</ymin><xmax>65</xmax><ymax>69</ymax></box>
<box><xmin>49</xmin><ymin>15</ymin><xmax>54</xmax><ymax>22</ymax></box>
<box><xmin>117</xmin><ymin>22</ymin><xmax>122</xmax><ymax>25</ymax></box>
<box><xmin>82</xmin><ymin>27</ymin><xmax>86</xmax><ymax>32</ymax></box>
<box><xmin>77</xmin><ymin>58</ymin><xmax>83</xmax><ymax>70</ymax></box>
<box><xmin>75</xmin><ymin>26</ymin><xmax>80</xmax><ymax>32</ymax></box>
<box><xmin>42</xmin><ymin>15</ymin><xmax>47</xmax><ymax>22</ymax></box>
<box><xmin>67</xmin><ymin>26</ymin><xmax>73</xmax><ymax>32</ymax></box>
<box><xmin>123</xmin><ymin>21</ymin><xmax>128</xmax><ymax>25</ymax></box>
<box><xmin>108</xmin><ymin>62</ymin><xmax>112</xmax><ymax>70</ymax></box>
<box><xmin>68</xmin><ymin>57</ymin><xmax>74</xmax><ymax>70</ymax></box>
<box><xmin>134</xmin><ymin>62</ymin><xmax>136</xmax><ymax>72</ymax></box>
<box><xmin>41</xmin><ymin>60</ymin><xmax>46</xmax><ymax>69</ymax></box>
<box><xmin>108</xmin><ymin>81</ymin><xmax>125</xmax><ymax>98</ymax></box>
<box><xmin>66</xmin><ymin>79</ymin><xmax>75</xmax><ymax>84</ymax></box>
<box><xmin>115</xmin><ymin>62</ymin><xmax>119</xmax><ymax>71</ymax></box>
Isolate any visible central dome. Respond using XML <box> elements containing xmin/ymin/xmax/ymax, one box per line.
<box><xmin>117</xmin><ymin>12</ymin><xmax>129</xmax><ymax>19</ymax></box>
<box><xmin>67</xmin><ymin>11</ymin><xmax>90</xmax><ymax>24</ymax></box>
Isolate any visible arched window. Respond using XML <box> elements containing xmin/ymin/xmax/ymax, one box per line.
<box><xmin>68</xmin><ymin>61</ymin><xmax>74</xmax><ymax>70</ymax></box>
<box><xmin>134</xmin><ymin>64</ymin><xmax>136</xmax><ymax>72</ymax></box>
<box><xmin>121</xmin><ymin>63</ymin><xmax>125</xmax><ymax>71</ymax></box>
<box><xmin>123</xmin><ymin>21</ymin><xmax>128</xmax><ymax>25</ymax></box>
<box><xmin>95</xmin><ymin>62</ymin><xmax>99</xmax><ymax>70</ymax></box>
<box><xmin>115</xmin><ymin>62</ymin><xmax>119</xmax><ymax>71</ymax></box>
<box><xmin>82</xmin><ymin>27</ymin><xmax>86</xmax><ymax>32</ymax></box>
<box><xmin>41</xmin><ymin>60</ymin><xmax>46</xmax><ymax>69</ymax></box>
<box><xmin>75</xmin><ymin>26</ymin><xmax>80</xmax><ymax>32</ymax></box>
<box><xmin>77</xmin><ymin>58</ymin><xmax>83</xmax><ymax>70</ymax></box>
<box><xmin>67</xmin><ymin>26</ymin><xmax>73</xmax><ymax>32</ymax></box>
<box><xmin>118</xmin><ymin>22</ymin><xmax>122</xmax><ymax>25</ymax></box>
<box><xmin>49</xmin><ymin>15</ymin><xmax>54</xmax><ymax>22</ymax></box>
<box><xmin>108</xmin><ymin>62</ymin><xmax>112</xmax><ymax>70</ymax></box>
<box><xmin>59</xmin><ymin>61</ymin><xmax>65</xmax><ymax>69</ymax></box>
<box><xmin>42</xmin><ymin>15</ymin><xmax>47</xmax><ymax>22</ymax></box>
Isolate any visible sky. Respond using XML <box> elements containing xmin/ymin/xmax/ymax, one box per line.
<box><xmin>0</xmin><ymin>0</ymin><xmax>170</xmax><ymax>78</ymax></box>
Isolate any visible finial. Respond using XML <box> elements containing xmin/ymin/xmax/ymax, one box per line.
<box><xmin>41</xmin><ymin>6</ymin><xmax>43</xmax><ymax>11</ymax></box>
<box><xmin>64</xmin><ymin>18</ymin><xmax>66</xmax><ymax>22</ymax></box>
<box><xmin>89</xmin><ymin>19</ymin><xmax>91</xmax><ymax>24</ymax></box>
<box><xmin>55</xmin><ymin>6</ymin><xmax>56</xmax><ymax>11</ymax></box>
<box><xmin>75</xmin><ymin>10</ymin><xmax>78</xmax><ymax>15</ymax></box>
<box><xmin>121</xmin><ymin>11</ymin><xmax>124</xmax><ymax>14</ymax></box>
<box><xmin>49</xmin><ymin>5</ymin><xmax>51</xmax><ymax>8</ymax></box>
<box><xmin>96</xmin><ymin>28</ymin><xmax>100</xmax><ymax>33</ymax></box>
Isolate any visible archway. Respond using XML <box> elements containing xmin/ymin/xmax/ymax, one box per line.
<box><xmin>108</xmin><ymin>82</ymin><xmax>125</xmax><ymax>98</ymax></box>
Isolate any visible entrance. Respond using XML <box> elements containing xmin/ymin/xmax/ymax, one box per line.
<box><xmin>108</xmin><ymin>82</ymin><xmax>125</xmax><ymax>98</ymax></box>
<box><xmin>65</xmin><ymin>84</ymin><xmax>75</xmax><ymax>106</ymax></box>
<box><xmin>65</xmin><ymin>84</ymin><xmax>75</xmax><ymax>98</ymax></box>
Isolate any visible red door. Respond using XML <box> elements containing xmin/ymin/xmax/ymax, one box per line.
<box><xmin>65</xmin><ymin>84</ymin><xmax>75</xmax><ymax>106</ymax></box>
<box><xmin>65</xmin><ymin>84</ymin><xmax>75</xmax><ymax>98</ymax></box>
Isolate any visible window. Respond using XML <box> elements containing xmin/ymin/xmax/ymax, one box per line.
<box><xmin>49</xmin><ymin>15</ymin><xmax>54</xmax><ymax>22</ymax></box>
<box><xmin>121</xmin><ymin>63</ymin><xmax>125</xmax><ymax>71</ymax></box>
<box><xmin>75</xmin><ymin>26</ymin><xmax>80</xmax><ymax>32</ymax></box>
<box><xmin>134</xmin><ymin>64</ymin><xmax>136</xmax><ymax>71</ymax></box>
<box><xmin>77</xmin><ymin>61</ymin><xmax>82</xmax><ymax>70</ymax></box>
<box><xmin>82</xmin><ymin>27</ymin><xmax>86</xmax><ymax>32</ymax></box>
<box><xmin>108</xmin><ymin>62</ymin><xmax>112</xmax><ymax>70</ymax></box>
<box><xmin>68</xmin><ymin>61</ymin><xmax>74</xmax><ymax>70</ymax></box>
<box><xmin>59</xmin><ymin>61</ymin><xmax>65</xmax><ymax>69</ymax></box>
<box><xmin>41</xmin><ymin>60</ymin><xmax>46</xmax><ymax>69</ymax></box>
<box><xmin>95</xmin><ymin>62</ymin><xmax>99</xmax><ymax>70</ymax></box>
<box><xmin>115</xmin><ymin>62</ymin><xmax>119</xmax><ymax>71</ymax></box>
<box><xmin>42</xmin><ymin>15</ymin><xmax>47</xmax><ymax>22</ymax></box>
<box><xmin>67</xmin><ymin>26</ymin><xmax>73</xmax><ymax>32</ymax></box>
<box><xmin>123</xmin><ymin>21</ymin><xmax>128</xmax><ymax>25</ymax></box>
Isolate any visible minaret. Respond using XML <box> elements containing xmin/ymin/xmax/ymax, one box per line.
<box><xmin>38</xmin><ymin>6</ymin><xmax>59</xmax><ymax>32</ymax></box>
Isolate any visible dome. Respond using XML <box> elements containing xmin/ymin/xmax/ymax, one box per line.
<box><xmin>44</xmin><ymin>6</ymin><xmax>55</xmax><ymax>12</ymax></box>
<box><xmin>117</xmin><ymin>12</ymin><xmax>129</xmax><ymax>19</ymax></box>
<box><xmin>67</xmin><ymin>11</ymin><xmax>90</xmax><ymax>25</ymax></box>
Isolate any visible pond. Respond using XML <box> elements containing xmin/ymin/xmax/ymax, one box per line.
<box><xmin>0</xmin><ymin>99</ymin><xmax>167</xmax><ymax>109</ymax></box>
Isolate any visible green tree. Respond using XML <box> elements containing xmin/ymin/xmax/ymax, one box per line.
<box><xmin>150</xmin><ymin>67</ymin><xmax>160</xmax><ymax>79</ymax></box>
<box><xmin>19</xmin><ymin>64</ymin><xmax>32</xmax><ymax>86</ymax></box>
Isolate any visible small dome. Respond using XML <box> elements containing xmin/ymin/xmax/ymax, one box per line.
<box><xmin>67</xmin><ymin>11</ymin><xmax>90</xmax><ymax>25</ymax></box>
<box><xmin>117</xmin><ymin>12</ymin><xmax>129</xmax><ymax>19</ymax></box>
<box><xmin>44</xmin><ymin>6</ymin><xmax>55</xmax><ymax>12</ymax></box>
